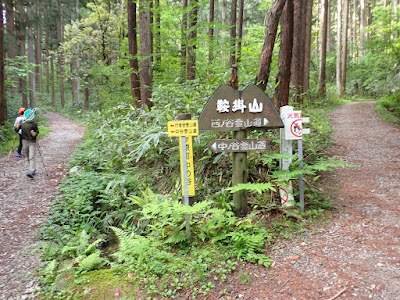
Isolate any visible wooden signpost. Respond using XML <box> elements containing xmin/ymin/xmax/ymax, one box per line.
<box><xmin>198</xmin><ymin>84</ymin><xmax>283</xmax><ymax>216</ymax></box>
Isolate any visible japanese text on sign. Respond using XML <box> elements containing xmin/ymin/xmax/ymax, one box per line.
<box><xmin>179</xmin><ymin>136</ymin><xmax>195</xmax><ymax>196</ymax></box>
<box><xmin>168</xmin><ymin>120</ymin><xmax>199</xmax><ymax>137</ymax></box>
<box><xmin>216</xmin><ymin>98</ymin><xmax>264</xmax><ymax>114</ymax></box>
<box><xmin>211</xmin><ymin>117</ymin><xmax>269</xmax><ymax>129</ymax></box>
<box><xmin>209</xmin><ymin>139</ymin><xmax>270</xmax><ymax>153</ymax></box>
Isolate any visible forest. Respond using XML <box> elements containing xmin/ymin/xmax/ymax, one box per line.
<box><xmin>0</xmin><ymin>0</ymin><xmax>400</xmax><ymax>298</ymax></box>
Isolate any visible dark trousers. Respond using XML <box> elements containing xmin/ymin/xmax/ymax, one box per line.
<box><xmin>17</xmin><ymin>134</ymin><xmax>23</xmax><ymax>154</ymax></box>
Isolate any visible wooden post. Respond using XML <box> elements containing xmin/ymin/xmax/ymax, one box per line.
<box><xmin>229</xmin><ymin>65</ymin><xmax>248</xmax><ymax>217</ymax></box>
<box><xmin>232</xmin><ymin>130</ymin><xmax>248</xmax><ymax>216</ymax></box>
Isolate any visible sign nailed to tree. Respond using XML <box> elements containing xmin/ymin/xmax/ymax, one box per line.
<box><xmin>198</xmin><ymin>84</ymin><xmax>284</xmax><ymax>131</ymax></box>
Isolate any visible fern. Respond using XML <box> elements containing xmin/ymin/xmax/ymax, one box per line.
<box><xmin>78</xmin><ymin>251</ymin><xmax>107</xmax><ymax>271</ymax></box>
<box><xmin>226</xmin><ymin>182</ymin><xmax>276</xmax><ymax>195</ymax></box>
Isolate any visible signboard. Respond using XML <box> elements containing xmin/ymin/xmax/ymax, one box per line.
<box><xmin>168</xmin><ymin>120</ymin><xmax>199</xmax><ymax>137</ymax></box>
<box><xmin>198</xmin><ymin>84</ymin><xmax>284</xmax><ymax>131</ymax></box>
<box><xmin>208</xmin><ymin>139</ymin><xmax>271</xmax><ymax>153</ymax></box>
<box><xmin>284</xmin><ymin>111</ymin><xmax>309</xmax><ymax>140</ymax></box>
<box><xmin>179</xmin><ymin>136</ymin><xmax>195</xmax><ymax>196</ymax></box>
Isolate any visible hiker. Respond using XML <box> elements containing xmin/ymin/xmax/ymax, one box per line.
<box><xmin>21</xmin><ymin>109</ymin><xmax>39</xmax><ymax>178</ymax></box>
<box><xmin>13</xmin><ymin>107</ymin><xmax>25</xmax><ymax>158</ymax></box>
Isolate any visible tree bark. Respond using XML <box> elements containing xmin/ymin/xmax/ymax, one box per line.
<box><xmin>274</xmin><ymin>0</ymin><xmax>293</xmax><ymax>109</ymax></box>
<box><xmin>56</xmin><ymin>1</ymin><xmax>65</xmax><ymax>108</ymax></box>
<box><xmin>359</xmin><ymin>0</ymin><xmax>366</xmax><ymax>56</ymax></box>
<box><xmin>27</xmin><ymin>3</ymin><xmax>36</xmax><ymax>108</ymax></box>
<box><xmin>181</xmin><ymin>0</ymin><xmax>187</xmax><ymax>80</ymax></box>
<box><xmin>0</xmin><ymin>5</ymin><xmax>6</xmax><ymax>125</ymax></box>
<box><xmin>302</xmin><ymin>0</ymin><xmax>313</xmax><ymax>94</ymax></box>
<box><xmin>336</xmin><ymin>0</ymin><xmax>342</xmax><ymax>88</ymax></box>
<box><xmin>155</xmin><ymin>0</ymin><xmax>161</xmax><ymax>65</ymax></box>
<box><xmin>229</xmin><ymin>0</ymin><xmax>237</xmax><ymax>66</ymax></box>
<box><xmin>237</xmin><ymin>0</ymin><xmax>244</xmax><ymax>62</ymax></box>
<box><xmin>291</xmin><ymin>0</ymin><xmax>305</xmax><ymax>103</ymax></box>
<box><xmin>128</xmin><ymin>0</ymin><xmax>141</xmax><ymax>107</ymax></box>
<box><xmin>5</xmin><ymin>0</ymin><xmax>16</xmax><ymax>95</ymax></box>
<box><xmin>139</xmin><ymin>0</ymin><xmax>153</xmax><ymax>110</ymax></box>
<box><xmin>209</xmin><ymin>0</ymin><xmax>214</xmax><ymax>63</ymax></box>
<box><xmin>255</xmin><ymin>0</ymin><xmax>287</xmax><ymax>92</ymax></box>
<box><xmin>35</xmin><ymin>17</ymin><xmax>43</xmax><ymax>101</ymax></box>
<box><xmin>340</xmin><ymin>0</ymin><xmax>349</xmax><ymax>98</ymax></box>
<box><xmin>319</xmin><ymin>0</ymin><xmax>329</xmax><ymax>97</ymax></box>
<box><xmin>187</xmin><ymin>0</ymin><xmax>197</xmax><ymax>80</ymax></box>
<box><xmin>16</xmin><ymin>2</ymin><xmax>28</xmax><ymax>108</ymax></box>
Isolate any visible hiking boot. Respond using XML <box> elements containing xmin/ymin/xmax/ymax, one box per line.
<box><xmin>27</xmin><ymin>171</ymin><xmax>35</xmax><ymax>178</ymax></box>
<box><xmin>16</xmin><ymin>153</ymin><xmax>24</xmax><ymax>158</ymax></box>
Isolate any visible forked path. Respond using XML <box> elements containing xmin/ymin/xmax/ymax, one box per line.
<box><xmin>210</xmin><ymin>101</ymin><xmax>400</xmax><ymax>300</ymax></box>
<box><xmin>0</xmin><ymin>112</ymin><xmax>85</xmax><ymax>299</ymax></box>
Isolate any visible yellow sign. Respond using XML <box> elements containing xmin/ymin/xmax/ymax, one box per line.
<box><xmin>168</xmin><ymin>120</ymin><xmax>199</xmax><ymax>137</ymax></box>
<box><xmin>179</xmin><ymin>136</ymin><xmax>195</xmax><ymax>196</ymax></box>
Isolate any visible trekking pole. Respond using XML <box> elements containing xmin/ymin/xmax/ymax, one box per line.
<box><xmin>3</xmin><ymin>134</ymin><xmax>17</xmax><ymax>176</ymax></box>
<box><xmin>36</xmin><ymin>141</ymin><xmax>48</xmax><ymax>177</ymax></box>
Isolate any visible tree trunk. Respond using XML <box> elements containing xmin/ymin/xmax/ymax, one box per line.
<box><xmin>319</xmin><ymin>0</ymin><xmax>329</xmax><ymax>97</ymax></box>
<box><xmin>229</xmin><ymin>0</ymin><xmax>237</xmax><ymax>66</ymax></box>
<box><xmin>255</xmin><ymin>0</ymin><xmax>287</xmax><ymax>92</ymax></box>
<box><xmin>45</xmin><ymin>28</ymin><xmax>50</xmax><ymax>95</ymax></box>
<box><xmin>27</xmin><ymin>3</ymin><xmax>36</xmax><ymax>108</ymax></box>
<box><xmin>181</xmin><ymin>0</ymin><xmax>187</xmax><ymax>80</ymax></box>
<box><xmin>84</xmin><ymin>86</ymin><xmax>90</xmax><ymax>110</ymax></box>
<box><xmin>16</xmin><ymin>2</ymin><xmax>28</xmax><ymax>108</ymax></box>
<box><xmin>237</xmin><ymin>0</ymin><xmax>244</xmax><ymax>62</ymax></box>
<box><xmin>359</xmin><ymin>0</ymin><xmax>366</xmax><ymax>56</ymax></box>
<box><xmin>302</xmin><ymin>0</ymin><xmax>313</xmax><ymax>94</ymax></box>
<box><xmin>155</xmin><ymin>0</ymin><xmax>161</xmax><ymax>66</ymax></box>
<box><xmin>187</xmin><ymin>0</ymin><xmax>198</xmax><ymax>80</ymax></box>
<box><xmin>128</xmin><ymin>0</ymin><xmax>141</xmax><ymax>107</ymax></box>
<box><xmin>340</xmin><ymin>0</ymin><xmax>349</xmax><ymax>98</ymax></box>
<box><xmin>274</xmin><ymin>0</ymin><xmax>293</xmax><ymax>109</ymax></box>
<box><xmin>291</xmin><ymin>0</ymin><xmax>304</xmax><ymax>102</ymax></box>
<box><xmin>51</xmin><ymin>48</ymin><xmax>55</xmax><ymax>106</ymax></box>
<box><xmin>5</xmin><ymin>0</ymin><xmax>16</xmax><ymax>95</ymax></box>
<box><xmin>139</xmin><ymin>0</ymin><xmax>153</xmax><ymax>110</ymax></box>
<box><xmin>336</xmin><ymin>0</ymin><xmax>342</xmax><ymax>88</ymax></box>
<box><xmin>0</xmin><ymin>5</ymin><xmax>6</xmax><ymax>125</ymax></box>
<box><xmin>35</xmin><ymin>19</ymin><xmax>43</xmax><ymax>101</ymax></box>
<box><xmin>209</xmin><ymin>0</ymin><xmax>214</xmax><ymax>63</ymax></box>
<box><xmin>57</xmin><ymin>1</ymin><xmax>65</xmax><ymax>108</ymax></box>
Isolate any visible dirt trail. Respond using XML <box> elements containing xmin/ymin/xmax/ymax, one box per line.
<box><xmin>0</xmin><ymin>112</ymin><xmax>85</xmax><ymax>299</ymax></box>
<box><xmin>208</xmin><ymin>101</ymin><xmax>400</xmax><ymax>300</ymax></box>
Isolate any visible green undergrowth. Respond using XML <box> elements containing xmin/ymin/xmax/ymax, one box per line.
<box><xmin>35</xmin><ymin>91</ymin><xmax>350</xmax><ymax>299</ymax></box>
<box><xmin>375</xmin><ymin>94</ymin><xmax>400</xmax><ymax>125</ymax></box>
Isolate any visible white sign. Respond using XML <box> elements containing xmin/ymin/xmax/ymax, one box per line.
<box><xmin>284</xmin><ymin>111</ymin><xmax>310</xmax><ymax>140</ymax></box>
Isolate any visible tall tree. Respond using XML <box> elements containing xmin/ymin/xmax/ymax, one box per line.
<box><xmin>155</xmin><ymin>0</ymin><xmax>161</xmax><ymax>65</ymax></box>
<box><xmin>16</xmin><ymin>2</ymin><xmax>27</xmax><ymax>108</ymax></box>
<box><xmin>0</xmin><ymin>2</ymin><xmax>7</xmax><ymax>125</ymax></box>
<box><xmin>340</xmin><ymin>0</ymin><xmax>349</xmax><ymax>98</ymax></box>
<box><xmin>229</xmin><ymin>0</ymin><xmax>237</xmax><ymax>66</ymax></box>
<box><xmin>35</xmin><ymin>2</ymin><xmax>43</xmax><ymax>101</ymax></box>
<box><xmin>139</xmin><ymin>0</ymin><xmax>153</xmax><ymax>109</ymax></box>
<box><xmin>208</xmin><ymin>0</ymin><xmax>214</xmax><ymax>63</ymax></box>
<box><xmin>128</xmin><ymin>0</ymin><xmax>141</xmax><ymax>107</ymax></box>
<box><xmin>302</xmin><ymin>0</ymin><xmax>313</xmax><ymax>94</ymax></box>
<box><xmin>291</xmin><ymin>0</ymin><xmax>305</xmax><ymax>102</ymax></box>
<box><xmin>56</xmin><ymin>0</ymin><xmax>65</xmax><ymax>108</ymax></box>
<box><xmin>187</xmin><ymin>0</ymin><xmax>198</xmax><ymax>80</ymax></box>
<box><xmin>319</xmin><ymin>0</ymin><xmax>329</xmax><ymax>97</ymax></box>
<box><xmin>274</xmin><ymin>0</ymin><xmax>293</xmax><ymax>109</ymax></box>
<box><xmin>336</xmin><ymin>0</ymin><xmax>342</xmax><ymax>88</ymax></box>
<box><xmin>5</xmin><ymin>0</ymin><xmax>16</xmax><ymax>95</ymax></box>
<box><xmin>27</xmin><ymin>2</ymin><xmax>36</xmax><ymax>107</ymax></box>
<box><xmin>255</xmin><ymin>0</ymin><xmax>287</xmax><ymax>91</ymax></box>
<box><xmin>181</xmin><ymin>0</ymin><xmax>187</xmax><ymax>80</ymax></box>
<box><xmin>237</xmin><ymin>0</ymin><xmax>244</xmax><ymax>62</ymax></box>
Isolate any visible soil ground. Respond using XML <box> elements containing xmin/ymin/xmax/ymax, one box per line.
<box><xmin>0</xmin><ymin>101</ymin><xmax>399</xmax><ymax>300</ymax></box>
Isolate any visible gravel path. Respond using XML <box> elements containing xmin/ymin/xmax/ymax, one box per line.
<box><xmin>0</xmin><ymin>111</ymin><xmax>85</xmax><ymax>299</ymax></box>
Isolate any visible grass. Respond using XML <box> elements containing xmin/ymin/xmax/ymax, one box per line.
<box><xmin>375</xmin><ymin>95</ymin><xmax>400</xmax><ymax>125</ymax></box>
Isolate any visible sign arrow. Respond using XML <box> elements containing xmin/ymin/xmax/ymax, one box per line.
<box><xmin>263</xmin><ymin>118</ymin><xmax>269</xmax><ymax>126</ymax></box>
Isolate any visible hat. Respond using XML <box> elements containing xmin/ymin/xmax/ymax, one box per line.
<box><xmin>24</xmin><ymin>108</ymin><xmax>36</xmax><ymax>122</ymax></box>
<box><xmin>18</xmin><ymin>107</ymin><xmax>26</xmax><ymax>115</ymax></box>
